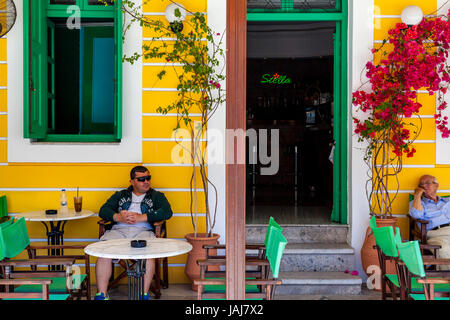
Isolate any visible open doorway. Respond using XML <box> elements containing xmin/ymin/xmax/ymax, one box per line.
<box><xmin>246</xmin><ymin>21</ymin><xmax>336</xmax><ymax>225</ymax></box>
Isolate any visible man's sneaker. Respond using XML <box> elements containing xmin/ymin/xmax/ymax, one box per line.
<box><xmin>141</xmin><ymin>293</ymin><xmax>150</xmax><ymax>300</ymax></box>
<box><xmin>94</xmin><ymin>292</ymin><xmax>110</xmax><ymax>300</ymax></box>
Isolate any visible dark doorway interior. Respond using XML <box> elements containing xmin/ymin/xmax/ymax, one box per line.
<box><xmin>246</xmin><ymin>21</ymin><xmax>335</xmax><ymax>225</ymax></box>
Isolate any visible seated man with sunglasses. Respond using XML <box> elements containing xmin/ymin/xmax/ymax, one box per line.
<box><xmin>409</xmin><ymin>174</ymin><xmax>450</xmax><ymax>270</ymax></box>
<box><xmin>94</xmin><ymin>165</ymin><xmax>173</xmax><ymax>300</ymax></box>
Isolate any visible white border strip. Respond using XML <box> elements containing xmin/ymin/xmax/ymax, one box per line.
<box><xmin>143</xmin><ymin>138</ymin><xmax>207</xmax><ymax>142</ymax></box>
<box><xmin>410</xmin><ymin>140</ymin><xmax>436</xmax><ymax>144</ymax></box>
<box><xmin>386</xmin><ymin>190</ymin><xmax>450</xmax><ymax>194</ymax></box>
<box><xmin>0</xmin><ymin>87</ymin><xmax>6</xmax><ymax>90</ymax></box>
<box><xmin>143</xmin><ymin>87</ymin><xmax>177</xmax><ymax>91</ymax></box>
<box><xmin>0</xmin><ymin>112</ymin><xmax>7</xmax><ymax>115</ymax></box>
<box><xmin>143</xmin><ymin>113</ymin><xmax>202</xmax><ymax>117</ymax></box>
<box><xmin>143</xmin><ymin>62</ymin><xmax>184</xmax><ymax>67</ymax></box>
<box><xmin>10</xmin><ymin>212</ymin><xmax>203</xmax><ymax>217</ymax></box>
<box><xmin>0</xmin><ymin>61</ymin><xmax>6</xmax><ymax>64</ymax></box>
<box><xmin>0</xmin><ymin>188</ymin><xmax>204</xmax><ymax>192</ymax></box>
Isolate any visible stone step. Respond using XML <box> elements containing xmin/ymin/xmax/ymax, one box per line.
<box><xmin>246</xmin><ymin>224</ymin><xmax>349</xmax><ymax>243</ymax></box>
<box><xmin>280</xmin><ymin>243</ymin><xmax>355</xmax><ymax>272</ymax></box>
<box><xmin>276</xmin><ymin>271</ymin><xmax>363</xmax><ymax>295</ymax></box>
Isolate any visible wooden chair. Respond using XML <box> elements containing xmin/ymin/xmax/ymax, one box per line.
<box><xmin>408</xmin><ymin>194</ymin><xmax>450</xmax><ymax>244</ymax></box>
<box><xmin>397</xmin><ymin>239</ymin><xmax>450</xmax><ymax>300</ymax></box>
<box><xmin>0</xmin><ymin>218</ymin><xmax>75</xmax><ymax>300</ymax></box>
<box><xmin>202</xmin><ymin>216</ymin><xmax>283</xmax><ymax>280</ymax></box>
<box><xmin>408</xmin><ymin>214</ymin><xmax>429</xmax><ymax>244</ymax></box>
<box><xmin>194</xmin><ymin>227</ymin><xmax>287</xmax><ymax>300</ymax></box>
<box><xmin>0</xmin><ymin>279</ymin><xmax>70</xmax><ymax>300</ymax></box>
<box><xmin>98</xmin><ymin>219</ymin><xmax>169</xmax><ymax>299</ymax></box>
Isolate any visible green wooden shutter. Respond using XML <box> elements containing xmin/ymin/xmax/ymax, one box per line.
<box><xmin>23</xmin><ymin>0</ymin><xmax>48</xmax><ymax>139</ymax></box>
<box><xmin>114</xmin><ymin>0</ymin><xmax>123</xmax><ymax>140</ymax></box>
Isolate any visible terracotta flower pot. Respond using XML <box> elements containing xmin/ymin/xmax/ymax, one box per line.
<box><xmin>184</xmin><ymin>233</ymin><xmax>220</xmax><ymax>291</ymax></box>
<box><xmin>361</xmin><ymin>216</ymin><xmax>398</xmax><ymax>291</ymax></box>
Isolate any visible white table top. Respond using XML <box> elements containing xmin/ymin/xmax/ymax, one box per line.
<box><xmin>15</xmin><ymin>209</ymin><xmax>95</xmax><ymax>222</ymax></box>
<box><xmin>84</xmin><ymin>238</ymin><xmax>193</xmax><ymax>260</ymax></box>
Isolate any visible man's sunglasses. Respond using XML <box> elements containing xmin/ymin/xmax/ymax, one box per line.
<box><xmin>135</xmin><ymin>175</ymin><xmax>151</xmax><ymax>182</ymax></box>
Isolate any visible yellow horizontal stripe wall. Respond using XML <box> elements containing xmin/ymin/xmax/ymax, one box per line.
<box><xmin>142</xmin><ymin>0</ymin><xmax>207</xmax><ymax>13</ymax></box>
<box><xmin>0</xmin><ymin>38</ymin><xmax>6</xmax><ymax>61</ymax></box>
<box><xmin>0</xmin><ymin>0</ymin><xmax>209</xmax><ymax>286</ymax></box>
<box><xmin>143</xmin><ymin>16</ymin><xmax>200</xmax><ymax>39</ymax></box>
<box><xmin>372</xmin><ymin>0</ymin><xmax>448</xmax><ymax>239</ymax></box>
<box><xmin>375</xmin><ymin>1</ymin><xmax>436</xmax><ymax>15</ymax></box>
<box><xmin>0</xmin><ymin>90</ymin><xmax>6</xmax><ymax>112</ymax></box>
<box><xmin>0</xmin><ymin>88</ymin><xmax>6</xmax><ymax>108</ymax></box>
<box><xmin>0</xmin><ymin>64</ymin><xmax>6</xmax><ymax>87</ymax></box>
<box><xmin>3</xmin><ymin>190</ymin><xmax>206</xmax><ymax>217</ymax></box>
<box><xmin>143</xmin><ymin>115</ymin><xmax>203</xmax><ymax>139</ymax></box>
<box><xmin>142</xmin><ymin>91</ymin><xmax>203</xmax><ymax>114</ymax></box>
<box><xmin>0</xmin><ymin>114</ymin><xmax>7</xmax><ymax>137</ymax></box>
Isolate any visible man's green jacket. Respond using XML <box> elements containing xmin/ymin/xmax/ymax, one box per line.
<box><xmin>99</xmin><ymin>186</ymin><xmax>173</xmax><ymax>230</ymax></box>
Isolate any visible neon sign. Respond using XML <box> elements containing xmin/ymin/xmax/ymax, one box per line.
<box><xmin>260</xmin><ymin>73</ymin><xmax>292</xmax><ymax>85</ymax></box>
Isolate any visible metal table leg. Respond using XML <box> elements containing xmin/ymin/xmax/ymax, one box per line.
<box><xmin>41</xmin><ymin>221</ymin><xmax>66</xmax><ymax>270</ymax></box>
<box><xmin>126</xmin><ymin>259</ymin><xmax>146</xmax><ymax>300</ymax></box>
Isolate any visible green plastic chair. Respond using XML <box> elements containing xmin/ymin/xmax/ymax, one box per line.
<box><xmin>370</xmin><ymin>221</ymin><xmax>404</xmax><ymax>300</ymax></box>
<box><xmin>397</xmin><ymin>240</ymin><xmax>450</xmax><ymax>300</ymax></box>
<box><xmin>0</xmin><ymin>218</ymin><xmax>76</xmax><ymax>300</ymax></box>
<box><xmin>370</xmin><ymin>218</ymin><xmax>450</xmax><ymax>300</ymax></box>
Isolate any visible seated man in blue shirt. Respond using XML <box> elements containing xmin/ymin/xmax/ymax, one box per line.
<box><xmin>409</xmin><ymin>174</ymin><xmax>450</xmax><ymax>270</ymax></box>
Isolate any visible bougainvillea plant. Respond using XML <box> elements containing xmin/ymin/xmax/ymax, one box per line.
<box><xmin>353</xmin><ymin>13</ymin><xmax>450</xmax><ymax>218</ymax></box>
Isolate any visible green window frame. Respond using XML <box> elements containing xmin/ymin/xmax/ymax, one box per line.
<box><xmin>23</xmin><ymin>0</ymin><xmax>123</xmax><ymax>142</ymax></box>
<box><xmin>247</xmin><ymin>0</ymin><xmax>348</xmax><ymax>224</ymax></box>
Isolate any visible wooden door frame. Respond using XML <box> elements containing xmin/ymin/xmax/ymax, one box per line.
<box><xmin>226</xmin><ymin>0</ymin><xmax>247</xmax><ymax>300</ymax></box>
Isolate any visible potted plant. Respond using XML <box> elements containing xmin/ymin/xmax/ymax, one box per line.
<box><xmin>352</xmin><ymin>13</ymin><xmax>450</xmax><ymax>280</ymax></box>
<box><xmin>121</xmin><ymin>0</ymin><xmax>225</xmax><ymax>289</ymax></box>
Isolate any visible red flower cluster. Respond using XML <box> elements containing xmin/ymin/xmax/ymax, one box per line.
<box><xmin>353</xmin><ymin>13</ymin><xmax>450</xmax><ymax>158</ymax></box>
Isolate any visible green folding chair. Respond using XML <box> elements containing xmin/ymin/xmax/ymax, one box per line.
<box><xmin>195</xmin><ymin>227</ymin><xmax>287</xmax><ymax>300</ymax></box>
<box><xmin>370</xmin><ymin>217</ymin><xmax>403</xmax><ymax>300</ymax></box>
<box><xmin>0</xmin><ymin>218</ymin><xmax>71</xmax><ymax>300</ymax></box>
<box><xmin>203</xmin><ymin>216</ymin><xmax>283</xmax><ymax>280</ymax></box>
<box><xmin>397</xmin><ymin>240</ymin><xmax>450</xmax><ymax>300</ymax></box>
<box><xmin>370</xmin><ymin>216</ymin><xmax>448</xmax><ymax>300</ymax></box>
<box><xmin>0</xmin><ymin>217</ymin><xmax>84</xmax><ymax>300</ymax></box>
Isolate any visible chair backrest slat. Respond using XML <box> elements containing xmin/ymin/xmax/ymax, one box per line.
<box><xmin>372</xmin><ymin>226</ymin><xmax>400</xmax><ymax>258</ymax></box>
<box><xmin>396</xmin><ymin>240</ymin><xmax>426</xmax><ymax>278</ymax></box>
<box><xmin>1</xmin><ymin>217</ymin><xmax>30</xmax><ymax>259</ymax></box>
<box><xmin>0</xmin><ymin>230</ymin><xmax>5</xmax><ymax>261</ymax></box>
<box><xmin>264</xmin><ymin>216</ymin><xmax>283</xmax><ymax>249</ymax></box>
<box><xmin>266</xmin><ymin>228</ymin><xmax>287</xmax><ymax>279</ymax></box>
<box><xmin>0</xmin><ymin>195</ymin><xmax>7</xmax><ymax>218</ymax></box>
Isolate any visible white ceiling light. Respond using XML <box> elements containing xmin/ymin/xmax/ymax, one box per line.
<box><xmin>165</xmin><ymin>3</ymin><xmax>187</xmax><ymax>33</ymax></box>
<box><xmin>401</xmin><ymin>5</ymin><xmax>424</xmax><ymax>26</ymax></box>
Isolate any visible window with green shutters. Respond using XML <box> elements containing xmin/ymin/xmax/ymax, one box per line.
<box><xmin>23</xmin><ymin>0</ymin><xmax>122</xmax><ymax>142</ymax></box>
